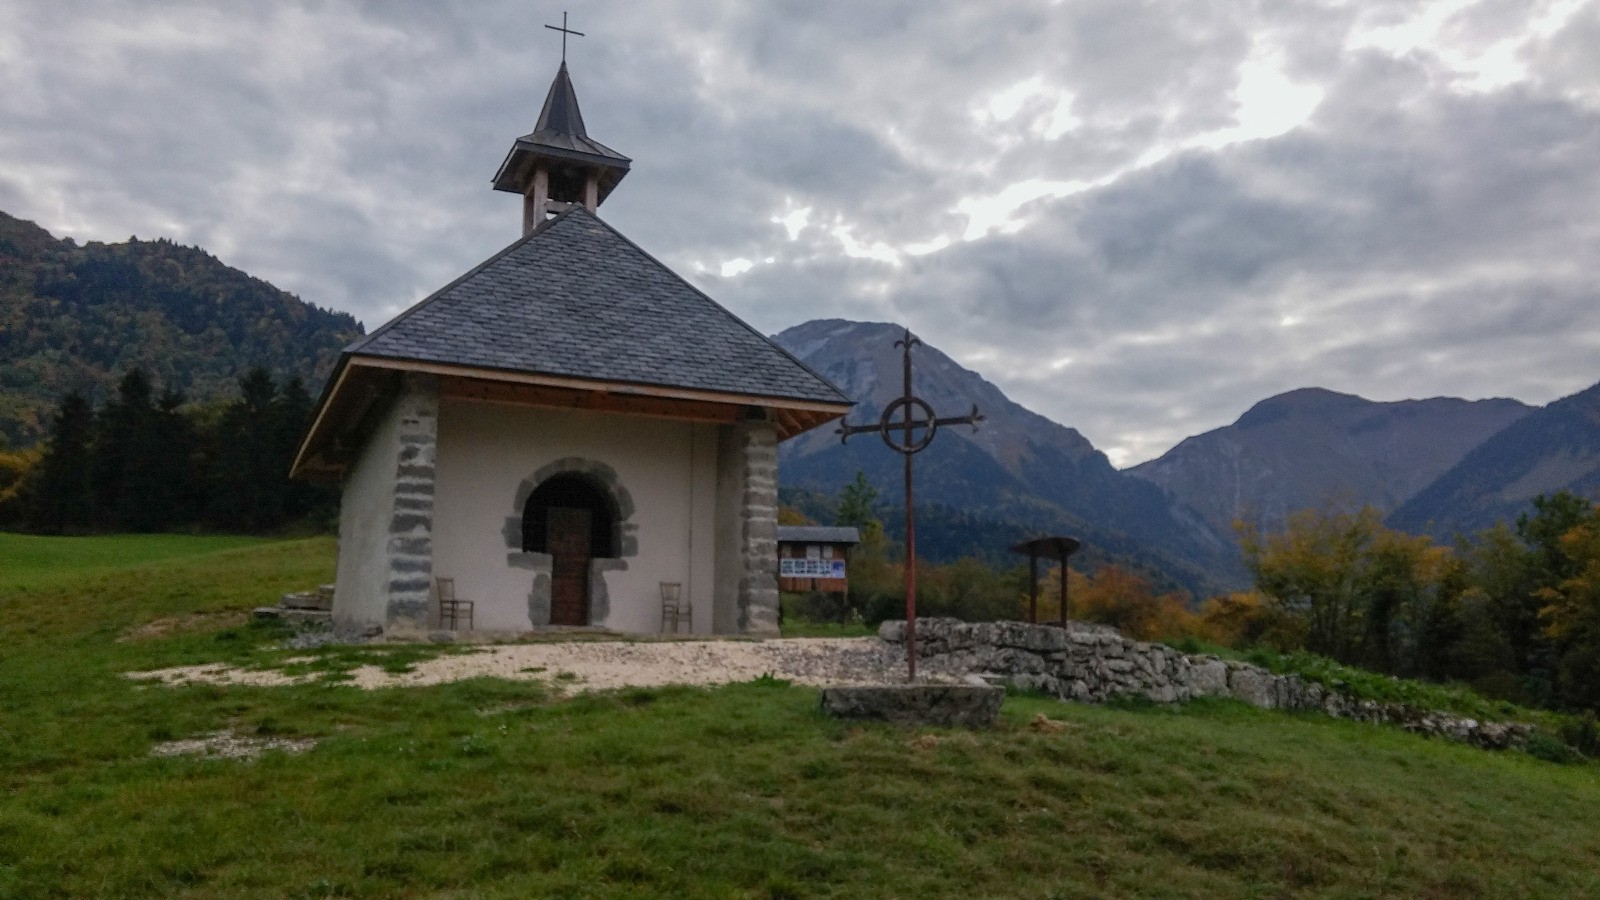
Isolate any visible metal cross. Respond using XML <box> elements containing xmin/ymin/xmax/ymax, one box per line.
<box><xmin>837</xmin><ymin>328</ymin><xmax>983</xmax><ymax>680</ymax></box>
<box><xmin>544</xmin><ymin>11</ymin><xmax>585</xmax><ymax>62</ymax></box>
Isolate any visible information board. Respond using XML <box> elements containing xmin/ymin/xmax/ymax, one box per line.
<box><xmin>780</xmin><ymin>558</ymin><xmax>847</xmax><ymax>579</ymax></box>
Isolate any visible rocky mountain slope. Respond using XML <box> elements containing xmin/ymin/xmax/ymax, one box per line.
<box><xmin>1127</xmin><ymin>388</ymin><xmax>1532</xmax><ymax>537</ymax></box>
<box><xmin>0</xmin><ymin>210</ymin><xmax>362</xmax><ymax>447</ymax></box>
<box><xmin>1389</xmin><ymin>380</ymin><xmax>1600</xmax><ymax>537</ymax></box>
<box><xmin>772</xmin><ymin>319</ymin><xmax>1240</xmax><ymax>593</ymax></box>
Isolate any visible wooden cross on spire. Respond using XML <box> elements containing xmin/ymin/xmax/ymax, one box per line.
<box><xmin>544</xmin><ymin>11</ymin><xmax>584</xmax><ymax>62</ymax></box>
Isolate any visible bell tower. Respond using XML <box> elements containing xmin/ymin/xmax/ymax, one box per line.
<box><xmin>491</xmin><ymin>23</ymin><xmax>631</xmax><ymax>235</ymax></box>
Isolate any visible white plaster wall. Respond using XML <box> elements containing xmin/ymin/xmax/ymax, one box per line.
<box><xmin>431</xmin><ymin>398</ymin><xmax>718</xmax><ymax>634</ymax></box>
<box><xmin>333</xmin><ymin>396</ymin><xmax>405</xmax><ymax>630</ymax></box>
<box><xmin>712</xmin><ymin>425</ymin><xmax>743</xmax><ymax>634</ymax></box>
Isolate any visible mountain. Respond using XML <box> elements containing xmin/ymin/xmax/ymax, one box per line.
<box><xmin>0</xmin><ymin>210</ymin><xmax>362</xmax><ymax>447</ymax></box>
<box><xmin>1389</xmin><ymin>380</ymin><xmax>1600</xmax><ymax>537</ymax></box>
<box><xmin>772</xmin><ymin>319</ymin><xmax>1239</xmax><ymax>593</ymax></box>
<box><xmin>1127</xmin><ymin>388</ymin><xmax>1532</xmax><ymax>537</ymax></box>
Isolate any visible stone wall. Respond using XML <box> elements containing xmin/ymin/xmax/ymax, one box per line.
<box><xmin>718</xmin><ymin>421</ymin><xmax>779</xmax><ymax>635</ymax></box>
<box><xmin>882</xmin><ymin>618</ymin><xmax>1532</xmax><ymax>750</ymax></box>
<box><xmin>383</xmin><ymin>374</ymin><xmax>440</xmax><ymax>631</ymax></box>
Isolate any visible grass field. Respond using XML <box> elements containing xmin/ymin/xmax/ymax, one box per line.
<box><xmin>2</xmin><ymin>534</ymin><xmax>1599</xmax><ymax>898</ymax></box>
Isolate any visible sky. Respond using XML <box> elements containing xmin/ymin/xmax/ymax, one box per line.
<box><xmin>3</xmin><ymin>0</ymin><xmax>1598</xmax><ymax>467</ymax></box>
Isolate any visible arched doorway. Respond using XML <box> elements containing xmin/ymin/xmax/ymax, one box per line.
<box><xmin>522</xmin><ymin>474</ymin><xmax>617</xmax><ymax>626</ymax></box>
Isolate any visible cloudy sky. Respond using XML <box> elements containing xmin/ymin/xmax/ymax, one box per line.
<box><xmin>4</xmin><ymin>0</ymin><xmax>1598</xmax><ymax>466</ymax></box>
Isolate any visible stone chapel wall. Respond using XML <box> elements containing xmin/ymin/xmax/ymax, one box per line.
<box><xmin>332</xmin><ymin>373</ymin><xmax>439</xmax><ymax>637</ymax></box>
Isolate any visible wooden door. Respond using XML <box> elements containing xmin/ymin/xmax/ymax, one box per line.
<box><xmin>548</xmin><ymin>507</ymin><xmax>592</xmax><ymax>626</ymax></box>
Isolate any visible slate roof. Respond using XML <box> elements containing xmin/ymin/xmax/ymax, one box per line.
<box><xmin>347</xmin><ymin>208</ymin><xmax>850</xmax><ymax>405</ymax></box>
<box><xmin>777</xmin><ymin>526</ymin><xmax>861</xmax><ymax>544</ymax></box>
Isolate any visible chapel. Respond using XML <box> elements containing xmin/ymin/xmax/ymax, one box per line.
<box><xmin>292</xmin><ymin>58</ymin><xmax>852</xmax><ymax>638</ymax></box>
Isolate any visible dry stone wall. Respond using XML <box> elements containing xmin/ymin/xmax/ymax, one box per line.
<box><xmin>882</xmin><ymin>618</ymin><xmax>1532</xmax><ymax>751</ymax></box>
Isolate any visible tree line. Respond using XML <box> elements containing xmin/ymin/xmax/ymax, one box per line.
<box><xmin>0</xmin><ymin>367</ymin><xmax>334</xmax><ymax>534</ymax></box>
<box><xmin>1231</xmin><ymin>494</ymin><xmax>1600</xmax><ymax>713</ymax></box>
<box><xmin>787</xmin><ymin>471</ymin><xmax>1600</xmax><ymax>716</ymax></box>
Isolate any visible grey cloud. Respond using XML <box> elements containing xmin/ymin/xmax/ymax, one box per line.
<box><xmin>2</xmin><ymin>0</ymin><xmax>1597</xmax><ymax>466</ymax></box>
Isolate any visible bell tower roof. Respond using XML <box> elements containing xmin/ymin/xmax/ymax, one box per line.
<box><xmin>534</xmin><ymin>61</ymin><xmax>587</xmax><ymax>136</ymax></box>
<box><xmin>492</xmin><ymin>61</ymin><xmax>631</xmax><ymax>213</ymax></box>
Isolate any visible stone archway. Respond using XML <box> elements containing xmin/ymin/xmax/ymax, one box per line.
<box><xmin>503</xmin><ymin>458</ymin><xmax>636</xmax><ymax>627</ymax></box>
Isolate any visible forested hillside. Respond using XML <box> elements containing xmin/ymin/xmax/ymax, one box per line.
<box><xmin>1390</xmin><ymin>380</ymin><xmax>1600</xmax><ymax>538</ymax></box>
<box><xmin>0</xmin><ymin>211</ymin><xmax>362</xmax><ymax>447</ymax></box>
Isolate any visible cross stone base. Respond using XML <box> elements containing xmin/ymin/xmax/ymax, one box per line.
<box><xmin>818</xmin><ymin>683</ymin><xmax>1004</xmax><ymax>728</ymax></box>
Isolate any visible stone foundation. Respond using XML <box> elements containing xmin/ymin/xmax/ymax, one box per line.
<box><xmin>883</xmin><ymin>618</ymin><xmax>1533</xmax><ymax>751</ymax></box>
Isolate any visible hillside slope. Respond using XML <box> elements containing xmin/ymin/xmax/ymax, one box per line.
<box><xmin>1390</xmin><ymin>380</ymin><xmax>1600</xmax><ymax>537</ymax></box>
<box><xmin>4</xmin><ymin>535</ymin><xmax>1598</xmax><ymax>897</ymax></box>
<box><xmin>773</xmin><ymin>319</ymin><xmax>1238</xmax><ymax>592</ymax></box>
<box><xmin>0</xmin><ymin>211</ymin><xmax>362</xmax><ymax>446</ymax></box>
<box><xmin>1129</xmin><ymin>388</ymin><xmax>1531</xmax><ymax>536</ymax></box>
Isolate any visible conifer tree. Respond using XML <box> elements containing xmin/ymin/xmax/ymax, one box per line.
<box><xmin>28</xmin><ymin>391</ymin><xmax>96</xmax><ymax>533</ymax></box>
<box><xmin>206</xmin><ymin>367</ymin><xmax>282</xmax><ymax>530</ymax></box>
<box><xmin>272</xmin><ymin>376</ymin><xmax>316</xmax><ymax>521</ymax></box>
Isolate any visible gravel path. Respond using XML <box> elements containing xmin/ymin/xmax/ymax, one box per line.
<box><xmin>128</xmin><ymin>636</ymin><xmax>931</xmax><ymax>693</ymax></box>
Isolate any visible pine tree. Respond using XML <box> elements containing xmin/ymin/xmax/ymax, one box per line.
<box><xmin>272</xmin><ymin>376</ymin><xmax>317</xmax><ymax>522</ymax></box>
<box><xmin>28</xmin><ymin>392</ymin><xmax>96</xmax><ymax>533</ymax></box>
<box><xmin>836</xmin><ymin>471</ymin><xmax>879</xmax><ymax>529</ymax></box>
<box><xmin>206</xmin><ymin>368</ymin><xmax>282</xmax><ymax>530</ymax></box>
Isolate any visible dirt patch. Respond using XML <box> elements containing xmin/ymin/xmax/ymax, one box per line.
<box><xmin>150</xmin><ymin>729</ymin><xmax>315</xmax><ymax>760</ymax></box>
<box><xmin>128</xmin><ymin>663</ymin><xmax>320</xmax><ymax>688</ymax></box>
<box><xmin>118</xmin><ymin>611</ymin><xmax>249</xmax><ymax>642</ymax></box>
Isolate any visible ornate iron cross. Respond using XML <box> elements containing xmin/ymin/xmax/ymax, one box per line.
<box><xmin>837</xmin><ymin>328</ymin><xmax>983</xmax><ymax>679</ymax></box>
<box><xmin>544</xmin><ymin>11</ymin><xmax>584</xmax><ymax>62</ymax></box>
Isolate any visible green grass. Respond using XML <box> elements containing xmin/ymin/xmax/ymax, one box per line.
<box><xmin>1166</xmin><ymin>636</ymin><xmax>1579</xmax><ymax>736</ymax></box>
<box><xmin>0</xmin><ymin>532</ymin><xmax>274</xmax><ymax>592</ymax></box>
<box><xmin>3</xmin><ymin>535</ymin><xmax>1600</xmax><ymax>898</ymax></box>
<box><xmin>780</xmin><ymin>618</ymin><xmax>875</xmax><ymax>638</ymax></box>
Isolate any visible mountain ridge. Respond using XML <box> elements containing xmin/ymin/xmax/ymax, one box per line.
<box><xmin>772</xmin><ymin>319</ymin><xmax>1240</xmax><ymax>593</ymax></box>
<box><xmin>1389</xmin><ymin>380</ymin><xmax>1600</xmax><ymax>537</ymax></box>
<box><xmin>1127</xmin><ymin>386</ymin><xmax>1532</xmax><ymax>537</ymax></box>
<box><xmin>0</xmin><ymin>210</ymin><xmax>363</xmax><ymax>447</ymax></box>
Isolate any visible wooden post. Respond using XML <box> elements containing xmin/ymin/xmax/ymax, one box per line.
<box><xmin>1028</xmin><ymin>549</ymin><xmax>1038</xmax><ymax>623</ymax></box>
<box><xmin>584</xmin><ymin>176</ymin><xmax>599</xmax><ymax>212</ymax></box>
<box><xmin>523</xmin><ymin>168</ymin><xmax>551</xmax><ymax>235</ymax></box>
<box><xmin>1059</xmin><ymin>552</ymin><xmax>1069</xmax><ymax>627</ymax></box>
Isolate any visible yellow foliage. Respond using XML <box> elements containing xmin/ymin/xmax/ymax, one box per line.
<box><xmin>1195</xmin><ymin>590</ymin><xmax>1305</xmax><ymax>650</ymax></box>
<box><xmin>1032</xmin><ymin>564</ymin><xmax>1195</xmax><ymax>641</ymax></box>
<box><xmin>776</xmin><ymin>505</ymin><xmax>814</xmax><ymax>526</ymax></box>
<box><xmin>1540</xmin><ymin>522</ymin><xmax>1600</xmax><ymax>642</ymax></box>
<box><xmin>0</xmin><ymin>446</ymin><xmax>41</xmax><ymax>508</ymax></box>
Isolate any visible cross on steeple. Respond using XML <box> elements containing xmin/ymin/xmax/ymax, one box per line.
<box><xmin>493</xmin><ymin>12</ymin><xmax>630</xmax><ymax>235</ymax></box>
<box><xmin>544</xmin><ymin>11</ymin><xmax>584</xmax><ymax>62</ymax></box>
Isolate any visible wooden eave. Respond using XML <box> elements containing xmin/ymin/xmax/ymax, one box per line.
<box><xmin>292</xmin><ymin>355</ymin><xmax>852</xmax><ymax>479</ymax></box>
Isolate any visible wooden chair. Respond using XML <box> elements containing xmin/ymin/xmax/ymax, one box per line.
<box><xmin>660</xmin><ymin>582</ymin><xmax>691</xmax><ymax>634</ymax></box>
<box><xmin>436</xmin><ymin>577</ymin><xmax>474</xmax><ymax>631</ymax></box>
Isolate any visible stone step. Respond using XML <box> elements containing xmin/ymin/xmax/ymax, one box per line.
<box><xmin>279</xmin><ymin>584</ymin><xmax>335</xmax><ymax>611</ymax></box>
<box><xmin>253</xmin><ymin>606</ymin><xmax>333</xmax><ymax>626</ymax></box>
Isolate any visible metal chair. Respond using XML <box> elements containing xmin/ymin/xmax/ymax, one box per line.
<box><xmin>660</xmin><ymin>582</ymin><xmax>691</xmax><ymax>634</ymax></box>
<box><xmin>436</xmin><ymin>577</ymin><xmax>474</xmax><ymax>631</ymax></box>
